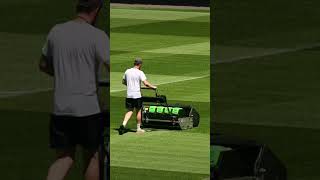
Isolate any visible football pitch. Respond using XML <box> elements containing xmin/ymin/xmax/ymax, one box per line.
<box><xmin>212</xmin><ymin>0</ymin><xmax>320</xmax><ymax>180</ymax></box>
<box><xmin>0</xmin><ymin>0</ymin><xmax>109</xmax><ymax>179</ymax></box>
<box><xmin>109</xmin><ymin>5</ymin><xmax>210</xmax><ymax>180</ymax></box>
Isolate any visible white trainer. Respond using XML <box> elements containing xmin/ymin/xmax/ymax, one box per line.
<box><xmin>136</xmin><ymin>129</ymin><xmax>145</xmax><ymax>134</ymax></box>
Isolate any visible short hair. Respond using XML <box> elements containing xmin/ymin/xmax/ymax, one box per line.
<box><xmin>76</xmin><ymin>0</ymin><xmax>102</xmax><ymax>13</ymax></box>
<box><xmin>134</xmin><ymin>58</ymin><xmax>143</xmax><ymax>66</ymax></box>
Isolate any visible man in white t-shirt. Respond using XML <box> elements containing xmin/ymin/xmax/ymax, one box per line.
<box><xmin>119</xmin><ymin>58</ymin><xmax>157</xmax><ymax>135</ymax></box>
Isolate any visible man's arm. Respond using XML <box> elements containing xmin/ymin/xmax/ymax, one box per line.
<box><xmin>140</xmin><ymin>71</ymin><xmax>156</xmax><ymax>89</ymax></box>
<box><xmin>96</xmin><ymin>33</ymin><xmax>110</xmax><ymax>85</ymax></box>
<box><xmin>103</xmin><ymin>61</ymin><xmax>110</xmax><ymax>79</ymax></box>
<box><xmin>39</xmin><ymin>55</ymin><xmax>54</xmax><ymax>76</ymax></box>
<box><xmin>122</xmin><ymin>78</ymin><xmax>127</xmax><ymax>86</ymax></box>
<box><xmin>105</xmin><ymin>62</ymin><xmax>110</xmax><ymax>72</ymax></box>
<box><xmin>96</xmin><ymin>33</ymin><xmax>110</xmax><ymax>69</ymax></box>
<box><xmin>143</xmin><ymin>80</ymin><xmax>157</xmax><ymax>89</ymax></box>
<box><xmin>122</xmin><ymin>70</ymin><xmax>127</xmax><ymax>86</ymax></box>
<box><xmin>40</xmin><ymin>30</ymin><xmax>54</xmax><ymax>76</ymax></box>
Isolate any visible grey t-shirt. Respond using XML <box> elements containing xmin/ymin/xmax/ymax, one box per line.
<box><xmin>42</xmin><ymin>20</ymin><xmax>109</xmax><ymax>117</ymax></box>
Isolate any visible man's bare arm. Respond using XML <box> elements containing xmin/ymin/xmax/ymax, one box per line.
<box><xmin>39</xmin><ymin>55</ymin><xmax>54</xmax><ymax>76</ymax></box>
<box><xmin>143</xmin><ymin>80</ymin><xmax>157</xmax><ymax>89</ymax></box>
<box><xmin>104</xmin><ymin>61</ymin><xmax>110</xmax><ymax>80</ymax></box>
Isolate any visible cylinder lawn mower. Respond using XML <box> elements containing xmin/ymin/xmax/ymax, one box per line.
<box><xmin>141</xmin><ymin>87</ymin><xmax>200</xmax><ymax>130</ymax></box>
<box><xmin>211</xmin><ymin>134</ymin><xmax>287</xmax><ymax>180</ymax></box>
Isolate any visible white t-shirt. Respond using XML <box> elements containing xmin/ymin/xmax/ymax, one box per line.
<box><xmin>123</xmin><ymin>68</ymin><xmax>147</xmax><ymax>99</ymax></box>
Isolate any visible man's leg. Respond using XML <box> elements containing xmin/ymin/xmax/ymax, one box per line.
<box><xmin>119</xmin><ymin>111</ymin><xmax>133</xmax><ymax>135</ymax></box>
<box><xmin>47</xmin><ymin>149</ymin><xmax>75</xmax><ymax>180</ymax></box>
<box><xmin>48</xmin><ymin>115</ymin><xmax>76</xmax><ymax>180</ymax></box>
<box><xmin>136</xmin><ymin>109</ymin><xmax>142</xmax><ymax>125</ymax></box>
<box><xmin>83</xmin><ymin>150</ymin><xmax>100</xmax><ymax>180</ymax></box>
<box><xmin>122</xmin><ymin>111</ymin><xmax>133</xmax><ymax>127</ymax></box>
<box><xmin>82</xmin><ymin>114</ymin><xmax>105</xmax><ymax>180</ymax></box>
<box><xmin>119</xmin><ymin>98</ymin><xmax>134</xmax><ymax>135</ymax></box>
<box><xmin>136</xmin><ymin>98</ymin><xmax>145</xmax><ymax>133</ymax></box>
<box><xmin>136</xmin><ymin>109</ymin><xmax>144</xmax><ymax>133</ymax></box>
<box><xmin>137</xmin><ymin>109</ymin><xmax>141</xmax><ymax>130</ymax></box>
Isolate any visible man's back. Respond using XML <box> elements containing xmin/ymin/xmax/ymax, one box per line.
<box><xmin>45</xmin><ymin>20</ymin><xmax>109</xmax><ymax>116</ymax></box>
<box><xmin>124</xmin><ymin>68</ymin><xmax>146</xmax><ymax>99</ymax></box>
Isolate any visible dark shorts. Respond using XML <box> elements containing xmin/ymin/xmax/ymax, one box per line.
<box><xmin>125</xmin><ymin>98</ymin><xmax>142</xmax><ymax>111</ymax></box>
<box><xmin>49</xmin><ymin>113</ymin><xmax>104</xmax><ymax>150</ymax></box>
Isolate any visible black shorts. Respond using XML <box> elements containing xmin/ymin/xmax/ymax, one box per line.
<box><xmin>49</xmin><ymin>113</ymin><xmax>104</xmax><ymax>150</ymax></box>
<box><xmin>125</xmin><ymin>98</ymin><xmax>142</xmax><ymax>111</ymax></box>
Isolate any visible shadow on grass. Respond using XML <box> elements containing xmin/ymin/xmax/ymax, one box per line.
<box><xmin>112</xmin><ymin>127</ymin><xmax>184</xmax><ymax>135</ymax></box>
<box><xmin>0</xmin><ymin>109</ymin><xmax>87</xmax><ymax>180</ymax></box>
<box><xmin>213</xmin><ymin>122</ymin><xmax>320</xmax><ymax>180</ymax></box>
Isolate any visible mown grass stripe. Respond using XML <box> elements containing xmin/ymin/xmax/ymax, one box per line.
<box><xmin>111</xmin><ymin>131</ymin><xmax>209</xmax><ymax>174</ymax></box>
<box><xmin>143</xmin><ymin>41</ymin><xmax>209</xmax><ymax>56</ymax></box>
<box><xmin>110</xmin><ymin>72</ymin><xmax>208</xmax><ymax>93</ymax></box>
<box><xmin>111</xmin><ymin>8</ymin><xmax>209</xmax><ymax>21</ymax></box>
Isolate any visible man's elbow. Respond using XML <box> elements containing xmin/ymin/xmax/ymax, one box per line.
<box><xmin>122</xmin><ymin>80</ymin><xmax>127</xmax><ymax>86</ymax></box>
<box><xmin>104</xmin><ymin>62</ymin><xmax>110</xmax><ymax>71</ymax></box>
<box><xmin>143</xmin><ymin>80</ymin><xmax>150</xmax><ymax>87</ymax></box>
<box><xmin>39</xmin><ymin>64</ymin><xmax>54</xmax><ymax>76</ymax></box>
<box><xmin>39</xmin><ymin>63</ymin><xmax>46</xmax><ymax>73</ymax></box>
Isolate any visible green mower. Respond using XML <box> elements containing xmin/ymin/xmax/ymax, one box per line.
<box><xmin>141</xmin><ymin>88</ymin><xmax>200</xmax><ymax>130</ymax></box>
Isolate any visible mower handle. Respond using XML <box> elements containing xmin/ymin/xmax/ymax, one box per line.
<box><xmin>141</xmin><ymin>87</ymin><xmax>158</xmax><ymax>96</ymax></box>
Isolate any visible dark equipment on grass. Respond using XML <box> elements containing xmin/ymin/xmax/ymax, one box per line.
<box><xmin>211</xmin><ymin>134</ymin><xmax>287</xmax><ymax>180</ymax></box>
<box><xmin>141</xmin><ymin>87</ymin><xmax>200</xmax><ymax>130</ymax></box>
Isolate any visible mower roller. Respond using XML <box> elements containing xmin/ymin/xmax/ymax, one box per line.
<box><xmin>141</xmin><ymin>87</ymin><xmax>200</xmax><ymax>130</ymax></box>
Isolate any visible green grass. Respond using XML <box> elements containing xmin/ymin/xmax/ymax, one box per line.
<box><xmin>111</xmin><ymin>166</ymin><xmax>208</xmax><ymax>180</ymax></box>
<box><xmin>0</xmin><ymin>1</ymin><xmax>209</xmax><ymax>179</ymax></box>
<box><xmin>213</xmin><ymin>0</ymin><xmax>320</xmax><ymax>48</ymax></box>
<box><xmin>0</xmin><ymin>0</ymin><xmax>109</xmax><ymax>179</ymax></box>
<box><xmin>212</xmin><ymin>0</ymin><xmax>320</xmax><ymax>179</ymax></box>
<box><xmin>110</xmin><ymin>6</ymin><xmax>210</xmax><ymax>180</ymax></box>
<box><xmin>0</xmin><ymin>92</ymin><xmax>95</xmax><ymax>180</ymax></box>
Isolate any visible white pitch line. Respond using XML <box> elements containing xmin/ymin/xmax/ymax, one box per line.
<box><xmin>2</xmin><ymin>43</ymin><xmax>319</xmax><ymax>98</ymax></box>
<box><xmin>0</xmin><ymin>75</ymin><xmax>210</xmax><ymax>98</ymax></box>
<box><xmin>111</xmin><ymin>3</ymin><xmax>210</xmax><ymax>10</ymax></box>
<box><xmin>214</xmin><ymin>42</ymin><xmax>320</xmax><ymax>64</ymax></box>
<box><xmin>110</xmin><ymin>75</ymin><xmax>209</xmax><ymax>93</ymax></box>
